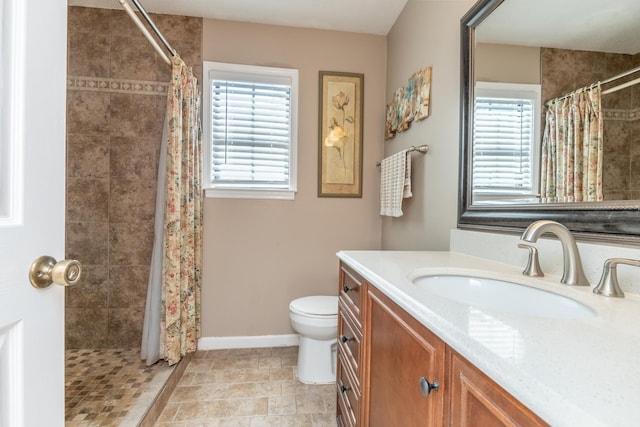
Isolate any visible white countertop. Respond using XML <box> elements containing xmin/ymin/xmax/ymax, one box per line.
<box><xmin>337</xmin><ymin>250</ymin><xmax>640</xmax><ymax>427</ymax></box>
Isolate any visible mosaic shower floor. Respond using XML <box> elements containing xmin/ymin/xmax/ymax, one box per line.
<box><xmin>65</xmin><ymin>348</ymin><xmax>173</xmax><ymax>426</ymax></box>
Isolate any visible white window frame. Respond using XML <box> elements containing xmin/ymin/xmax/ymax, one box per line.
<box><xmin>202</xmin><ymin>61</ymin><xmax>298</xmax><ymax>200</ymax></box>
<box><xmin>472</xmin><ymin>81</ymin><xmax>541</xmax><ymax>201</ymax></box>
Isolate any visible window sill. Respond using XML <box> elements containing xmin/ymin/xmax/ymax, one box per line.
<box><xmin>204</xmin><ymin>188</ymin><xmax>296</xmax><ymax>200</ymax></box>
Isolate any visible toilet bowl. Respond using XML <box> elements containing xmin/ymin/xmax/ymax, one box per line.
<box><xmin>289</xmin><ymin>295</ymin><xmax>339</xmax><ymax>384</ymax></box>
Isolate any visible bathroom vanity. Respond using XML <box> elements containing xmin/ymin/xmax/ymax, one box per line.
<box><xmin>336</xmin><ymin>250</ymin><xmax>640</xmax><ymax>427</ymax></box>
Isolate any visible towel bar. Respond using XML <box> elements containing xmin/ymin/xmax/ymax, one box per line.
<box><xmin>376</xmin><ymin>144</ymin><xmax>429</xmax><ymax>166</ymax></box>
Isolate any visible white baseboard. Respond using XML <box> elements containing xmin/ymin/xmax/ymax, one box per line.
<box><xmin>198</xmin><ymin>334</ymin><xmax>300</xmax><ymax>350</ymax></box>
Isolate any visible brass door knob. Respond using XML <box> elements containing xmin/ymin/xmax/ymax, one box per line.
<box><xmin>29</xmin><ymin>256</ymin><xmax>82</xmax><ymax>288</ymax></box>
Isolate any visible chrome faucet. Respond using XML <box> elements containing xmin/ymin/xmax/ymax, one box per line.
<box><xmin>520</xmin><ymin>220</ymin><xmax>590</xmax><ymax>286</ymax></box>
<box><xmin>593</xmin><ymin>258</ymin><xmax>640</xmax><ymax>297</ymax></box>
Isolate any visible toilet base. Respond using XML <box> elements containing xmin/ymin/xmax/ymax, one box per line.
<box><xmin>296</xmin><ymin>336</ymin><xmax>337</xmax><ymax>384</ymax></box>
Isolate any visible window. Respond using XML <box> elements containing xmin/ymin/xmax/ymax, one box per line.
<box><xmin>472</xmin><ymin>82</ymin><xmax>541</xmax><ymax>200</ymax></box>
<box><xmin>203</xmin><ymin>62</ymin><xmax>298</xmax><ymax>199</ymax></box>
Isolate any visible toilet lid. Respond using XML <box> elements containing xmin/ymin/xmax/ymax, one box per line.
<box><xmin>290</xmin><ymin>296</ymin><xmax>338</xmax><ymax>316</ymax></box>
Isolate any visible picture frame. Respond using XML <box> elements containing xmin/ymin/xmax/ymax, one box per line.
<box><xmin>318</xmin><ymin>71</ymin><xmax>364</xmax><ymax>197</ymax></box>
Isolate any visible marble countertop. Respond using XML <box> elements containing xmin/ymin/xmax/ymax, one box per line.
<box><xmin>337</xmin><ymin>250</ymin><xmax>640</xmax><ymax>427</ymax></box>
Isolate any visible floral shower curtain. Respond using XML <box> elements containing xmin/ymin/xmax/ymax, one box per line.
<box><xmin>159</xmin><ymin>54</ymin><xmax>203</xmax><ymax>366</ymax></box>
<box><xmin>540</xmin><ymin>84</ymin><xmax>603</xmax><ymax>203</ymax></box>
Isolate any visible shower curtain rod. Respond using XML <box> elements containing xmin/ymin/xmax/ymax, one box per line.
<box><xmin>546</xmin><ymin>64</ymin><xmax>640</xmax><ymax>104</ymax></box>
<box><xmin>601</xmin><ymin>66</ymin><xmax>640</xmax><ymax>95</ymax></box>
<box><xmin>118</xmin><ymin>0</ymin><xmax>174</xmax><ymax>65</ymax></box>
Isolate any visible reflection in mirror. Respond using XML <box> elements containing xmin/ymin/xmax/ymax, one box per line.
<box><xmin>458</xmin><ymin>0</ymin><xmax>640</xmax><ymax>240</ymax></box>
<box><xmin>472</xmin><ymin>0</ymin><xmax>640</xmax><ymax>205</ymax></box>
<box><xmin>472</xmin><ymin>81</ymin><xmax>540</xmax><ymax>203</ymax></box>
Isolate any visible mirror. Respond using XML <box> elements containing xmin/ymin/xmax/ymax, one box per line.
<box><xmin>458</xmin><ymin>0</ymin><xmax>640</xmax><ymax>241</ymax></box>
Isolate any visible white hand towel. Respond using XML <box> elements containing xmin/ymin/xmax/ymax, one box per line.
<box><xmin>380</xmin><ymin>149</ymin><xmax>412</xmax><ymax>217</ymax></box>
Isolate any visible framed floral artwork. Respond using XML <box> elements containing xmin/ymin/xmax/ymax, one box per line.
<box><xmin>318</xmin><ymin>71</ymin><xmax>364</xmax><ymax>197</ymax></box>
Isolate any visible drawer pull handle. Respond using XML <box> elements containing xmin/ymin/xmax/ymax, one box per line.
<box><xmin>343</xmin><ymin>284</ymin><xmax>355</xmax><ymax>293</ymax></box>
<box><xmin>419</xmin><ymin>377</ymin><xmax>439</xmax><ymax>397</ymax></box>
<box><xmin>340</xmin><ymin>335</ymin><xmax>353</xmax><ymax>343</ymax></box>
<box><xmin>340</xmin><ymin>384</ymin><xmax>351</xmax><ymax>394</ymax></box>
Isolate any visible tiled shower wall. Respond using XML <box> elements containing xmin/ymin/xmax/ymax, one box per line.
<box><xmin>65</xmin><ymin>6</ymin><xmax>202</xmax><ymax>348</ymax></box>
<box><xmin>541</xmin><ymin>48</ymin><xmax>640</xmax><ymax>200</ymax></box>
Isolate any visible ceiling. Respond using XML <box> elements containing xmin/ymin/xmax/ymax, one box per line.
<box><xmin>476</xmin><ymin>0</ymin><xmax>640</xmax><ymax>55</ymax></box>
<box><xmin>68</xmin><ymin>0</ymin><xmax>640</xmax><ymax>53</ymax></box>
<box><xmin>68</xmin><ymin>0</ymin><xmax>410</xmax><ymax>35</ymax></box>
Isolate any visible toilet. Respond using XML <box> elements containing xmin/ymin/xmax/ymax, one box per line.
<box><xmin>289</xmin><ymin>295</ymin><xmax>339</xmax><ymax>384</ymax></box>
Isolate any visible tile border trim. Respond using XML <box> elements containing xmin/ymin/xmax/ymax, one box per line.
<box><xmin>68</xmin><ymin>75</ymin><xmax>168</xmax><ymax>96</ymax></box>
<box><xmin>604</xmin><ymin>107</ymin><xmax>640</xmax><ymax>121</ymax></box>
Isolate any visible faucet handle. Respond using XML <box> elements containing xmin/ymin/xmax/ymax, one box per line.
<box><xmin>593</xmin><ymin>258</ymin><xmax>640</xmax><ymax>298</ymax></box>
<box><xmin>518</xmin><ymin>243</ymin><xmax>544</xmax><ymax>277</ymax></box>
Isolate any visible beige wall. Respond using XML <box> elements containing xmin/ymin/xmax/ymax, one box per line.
<box><xmin>200</xmin><ymin>20</ymin><xmax>386</xmax><ymax>337</ymax></box>
<box><xmin>476</xmin><ymin>43</ymin><xmax>540</xmax><ymax>84</ymax></box>
<box><xmin>382</xmin><ymin>0</ymin><xmax>475</xmax><ymax>250</ymax></box>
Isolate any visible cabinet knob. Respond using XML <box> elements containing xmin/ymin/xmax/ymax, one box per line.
<box><xmin>419</xmin><ymin>377</ymin><xmax>439</xmax><ymax>397</ymax></box>
<box><xmin>340</xmin><ymin>384</ymin><xmax>351</xmax><ymax>394</ymax></box>
<box><xmin>340</xmin><ymin>335</ymin><xmax>353</xmax><ymax>343</ymax></box>
<box><xmin>343</xmin><ymin>284</ymin><xmax>354</xmax><ymax>293</ymax></box>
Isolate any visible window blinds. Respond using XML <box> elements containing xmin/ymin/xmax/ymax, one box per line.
<box><xmin>472</xmin><ymin>97</ymin><xmax>534</xmax><ymax>194</ymax></box>
<box><xmin>210</xmin><ymin>80</ymin><xmax>292</xmax><ymax>188</ymax></box>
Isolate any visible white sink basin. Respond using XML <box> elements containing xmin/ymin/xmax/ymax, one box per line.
<box><xmin>411</xmin><ymin>275</ymin><xmax>595</xmax><ymax>319</ymax></box>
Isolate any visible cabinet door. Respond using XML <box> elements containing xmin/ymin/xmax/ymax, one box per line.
<box><xmin>366</xmin><ymin>287</ymin><xmax>445</xmax><ymax>427</ymax></box>
<box><xmin>447</xmin><ymin>349</ymin><xmax>549</xmax><ymax>427</ymax></box>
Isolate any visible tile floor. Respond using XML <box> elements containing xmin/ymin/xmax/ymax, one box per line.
<box><xmin>65</xmin><ymin>348</ymin><xmax>173</xmax><ymax>426</ymax></box>
<box><xmin>155</xmin><ymin>347</ymin><xmax>338</xmax><ymax>426</ymax></box>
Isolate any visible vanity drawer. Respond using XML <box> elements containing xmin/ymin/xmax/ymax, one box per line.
<box><xmin>339</xmin><ymin>263</ymin><xmax>366</xmax><ymax>325</ymax></box>
<box><xmin>338</xmin><ymin>300</ymin><xmax>362</xmax><ymax>382</ymax></box>
<box><xmin>337</xmin><ymin>352</ymin><xmax>360</xmax><ymax>427</ymax></box>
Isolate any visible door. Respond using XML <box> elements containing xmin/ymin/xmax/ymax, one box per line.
<box><xmin>366</xmin><ymin>286</ymin><xmax>445</xmax><ymax>427</ymax></box>
<box><xmin>447</xmin><ymin>349</ymin><xmax>549</xmax><ymax>427</ymax></box>
<box><xmin>0</xmin><ymin>0</ymin><xmax>67</xmax><ymax>425</ymax></box>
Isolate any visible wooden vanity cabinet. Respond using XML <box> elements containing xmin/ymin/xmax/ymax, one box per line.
<box><xmin>337</xmin><ymin>261</ymin><xmax>548</xmax><ymax>427</ymax></box>
<box><xmin>339</xmin><ymin>263</ymin><xmax>365</xmax><ymax>328</ymax></box>
<box><xmin>365</xmin><ymin>285</ymin><xmax>445</xmax><ymax>427</ymax></box>
<box><xmin>447</xmin><ymin>349</ymin><xmax>548</xmax><ymax>426</ymax></box>
<box><xmin>337</xmin><ymin>263</ymin><xmax>368</xmax><ymax>426</ymax></box>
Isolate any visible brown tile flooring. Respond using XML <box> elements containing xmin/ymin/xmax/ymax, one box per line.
<box><xmin>65</xmin><ymin>348</ymin><xmax>173</xmax><ymax>426</ymax></box>
<box><xmin>65</xmin><ymin>347</ymin><xmax>337</xmax><ymax>426</ymax></box>
<box><xmin>155</xmin><ymin>347</ymin><xmax>338</xmax><ymax>426</ymax></box>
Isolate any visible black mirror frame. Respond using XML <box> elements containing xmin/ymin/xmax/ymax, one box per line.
<box><xmin>457</xmin><ymin>0</ymin><xmax>640</xmax><ymax>243</ymax></box>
